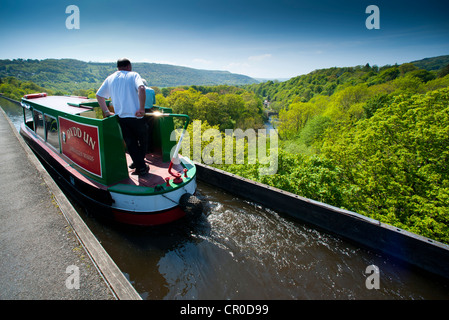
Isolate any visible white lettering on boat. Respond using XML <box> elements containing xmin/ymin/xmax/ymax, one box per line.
<box><xmin>65</xmin><ymin>126</ymin><xmax>96</xmax><ymax>150</ymax></box>
<box><xmin>83</xmin><ymin>131</ymin><xmax>96</xmax><ymax>150</ymax></box>
<box><xmin>59</xmin><ymin>117</ymin><xmax>102</xmax><ymax>178</ymax></box>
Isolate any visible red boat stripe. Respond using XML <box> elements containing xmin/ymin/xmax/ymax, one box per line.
<box><xmin>112</xmin><ymin>206</ymin><xmax>186</xmax><ymax>226</ymax></box>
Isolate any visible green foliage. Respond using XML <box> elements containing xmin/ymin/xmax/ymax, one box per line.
<box><xmin>221</xmin><ymin>151</ymin><xmax>350</xmax><ymax>209</ymax></box>
<box><xmin>278</xmin><ymin>101</ymin><xmax>320</xmax><ymax>139</ymax></box>
<box><xmin>411</xmin><ymin>55</ymin><xmax>449</xmax><ymax>71</ymax></box>
<box><xmin>162</xmin><ymin>86</ymin><xmax>264</xmax><ymax>131</ymax></box>
<box><xmin>0</xmin><ymin>76</ymin><xmax>53</xmax><ymax>100</ymax></box>
<box><xmin>244</xmin><ymin>56</ymin><xmax>448</xmax><ymax>112</ymax></box>
<box><xmin>363</xmin><ymin>93</ymin><xmax>393</xmax><ymax>118</ymax></box>
<box><xmin>322</xmin><ymin>88</ymin><xmax>449</xmax><ymax>243</ymax></box>
<box><xmin>438</xmin><ymin>64</ymin><xmax>449</xmax><ymax>78</ymax></box>
<box><xmin>241</xmin><ymin>57</ymin><xmax>449</xmax><ymax>244</ymax></box>
<box><xmin>299</xmin><ymin>115</ymin><xmax>333</xmax><ymax>147</ymax></box>
<box><xmin>425</xmin><ymin>74</ymin><xmax>449</xmax><ymax>91</ymax></box>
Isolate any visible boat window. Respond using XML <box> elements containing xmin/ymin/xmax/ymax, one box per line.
<box><xmin>33</xmin><ymin>110</ymin><xmax>45</xmax><ymax>140</ymax></box>
<box><xmin>45</xmin><ymin>115</ymin><xmax>60</xmax><ymax>150</ymax></box>
<box><xmin>23</xmin><ymin>108</ymin><xmax>33</xmax><ymax>130</ymax></box>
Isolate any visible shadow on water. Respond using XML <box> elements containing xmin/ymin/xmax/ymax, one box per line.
<box><xmin>77</xmin><ymin>192</ymin><xmax>216</xmax><ymax>300</ymax></box>
<box><xmin>2</xmin><ymin>97</ymin><xmax>449</xmax><ymax>300</ymax></box>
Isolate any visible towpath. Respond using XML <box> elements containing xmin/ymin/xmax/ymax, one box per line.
<box><xmin>0</xmin><ymin>107</ymin><xmax>140</xmax><ymax>300</ymax></box>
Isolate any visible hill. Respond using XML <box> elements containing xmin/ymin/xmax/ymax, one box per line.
<box><xmin>0</xmin><ymin>58</ymin><xmax>258</xmax><ymax>93</ymax></box>
<box><xmin>410</xmin><ymin>55</ymin><xmax>449</xmax><ymax>71</ymax></box>
<box><xmin>243</xmin><ymin>55</ymin><xmax>449</xmax><ymax>112</ymax></box>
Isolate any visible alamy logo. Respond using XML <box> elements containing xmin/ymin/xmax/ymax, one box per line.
<box><xmin>366</xmin><ymin>5</ymin><xmax>380</xmax><ymax>30</ymax></box>
<box><xmin>66</xmin><ymin>5</ymin><xmax>80</xmax><ymax>30</ymax></box>
<box><xmin>170</xmin><ymin>120</ymin><xmax>279</xmax><ymax>176</ymax></box>
<box><xmin>65</xmin><ymin>265</ymin><xmax>80</xmax><ymax>289</ymax></box>
<box><xmin>365</xmin><ymin>265</ymin><xmax>380</xmax><ymax>289</ymax></box>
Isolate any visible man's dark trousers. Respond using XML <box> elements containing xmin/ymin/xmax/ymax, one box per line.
<box><xmin>118</xmin><ymin>117</ymin><xmax>148</xmax><ymax>171</ymax></box>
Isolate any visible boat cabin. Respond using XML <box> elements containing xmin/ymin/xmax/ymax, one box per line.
<box><xmin>20</xmin><ymin>94</ymin><xmax>179</xmax><ymax>186</ymax></box>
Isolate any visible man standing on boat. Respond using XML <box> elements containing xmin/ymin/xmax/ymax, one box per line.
<box><xmin>96</xmin><ymin>58</ymin><xmax>149</xmax><ymax>176</ymax></box>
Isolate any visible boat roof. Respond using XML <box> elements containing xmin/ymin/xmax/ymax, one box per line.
<box><xmin>22</xmin><ymin>95</ymin><xmax>96</xmax><ymax>115</ymax></box>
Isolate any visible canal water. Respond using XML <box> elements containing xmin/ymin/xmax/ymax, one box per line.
<box><xmin>2</xmin><ymin>97</ymin><xmax>449</xmax><ymax>300</ymax></box>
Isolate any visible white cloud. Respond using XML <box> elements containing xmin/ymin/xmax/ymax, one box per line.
<box><xmin>149</xmin><ymin>59</ymin><xmax>180</xmax><ymax>65</ymax></box>
<box><xmin>192</xmin><ymin>58</ymin><xmax>213</xmax><ymax>65</ymax></box>
<box><xmin>221</xmin><ymin>54</ymin><xmax>275</xmax><ymax>77</ymax></box>
<box><xmin>248</xmin><ymin>53</ymin><xmax>272</xmax><ymax>61</ymax></box>
<box><xmin>224</xmin><ymin>54</ymin><xmax>272</xmax><ymax>73</ymax></box>
<box><xmin>227</xmin><ymin>62</ymin><xmax>250</xmax><ymax>68</ymax></box>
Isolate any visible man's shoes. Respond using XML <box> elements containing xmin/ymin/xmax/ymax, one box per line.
<box><xmin>136</xmin><ymin>164</ymin><xmax>149</xmax><ymax>176</ymax></box>
<box><xmin>130</xmin><ymin>162</ymin><xmax>149</xmax><ymax>176</ymax></box>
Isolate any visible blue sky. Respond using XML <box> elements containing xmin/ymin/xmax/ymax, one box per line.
<box><xmin>0</xmin><ymin>0</ymin><xmax>448</xmax><ymax>79</ymax></box>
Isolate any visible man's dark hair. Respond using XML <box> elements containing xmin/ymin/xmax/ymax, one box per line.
<box><xmin>117</xmin><ymin>58</ymin><xmax>131</xmax><ymax>69</ymax></box>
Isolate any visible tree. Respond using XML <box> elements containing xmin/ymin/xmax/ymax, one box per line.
<box><xmin>399</xmin><ymin>63</ymin><xmax>418</xmax><ymax>76</ymax></box>
<box><xmin>363</xmin><ymin>93</ymin><xmax>392</xmax><ymax>118</ymax></box>
<box><xmin>322</xmin><ymin>87</ymin><xmax>449</xmax><ymax>243</ymax></box>
<box><xmin>323</xmin><ymin>83</ymin><xmax>371</xmax><ymax>121</ymax></box>
<box><xmin>299</xmin><ymin>115</ymin><xmax>333</xmax><ymax>147</ymax></box>
<box><xmin>438</xmin><ymin>64</ymin><xmax>449</xmax><ymax>78</ymax></box>
<box><xmin>278</xmin><ymin>101</ymin><xmax>319</xmax><ymax>139</ymax></box>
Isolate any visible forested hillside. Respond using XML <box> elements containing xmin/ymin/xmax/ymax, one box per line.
<box><xmin>411</xmin><ymin>55</ymin><xmax>449</xmax><ymax>71</ymax></box>
<box><xmin>0</xmin><ymin>58</ymin><xmax>258</xmax><ymax>93</ymax></box>
<box><xmin>244</xmin><ymin>55</ymin><xmax>449</xmax><ymax>112</ymax></box>
<box><xmin>226</xmin><ymin>55</ymin><xmax>449</xmax><ymax>244</ymax></box>
<box><xmin>0</xmin><ymin>77</ymin><xmax>52</xmax><ymax>101</ymax></box>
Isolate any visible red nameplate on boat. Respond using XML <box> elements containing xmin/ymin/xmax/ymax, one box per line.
<box><xmin>59</xmin><ymin>117</ymin><xmax>102</xmax><ymax>177</ymax></box>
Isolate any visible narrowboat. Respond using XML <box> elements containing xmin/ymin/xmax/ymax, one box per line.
<box><xmin>19</xmin><ymin>93</ymin><xmax>202</xmax><ymax>226</ymax></box>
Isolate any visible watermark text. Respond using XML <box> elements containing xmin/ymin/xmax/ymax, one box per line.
<box><xmin>366</xmin><ymin>5</ymin><xmax>380</xmax><ymax>30</ymax></box>
<box><xmin>65</xmin><ymin>265</ymin><xmax>80</xmax><ymax>289</ymax></box>
<box><xmin>365</xmin><ymin>264</ymin><xmax>380</xmax><ymax>289</ymax></box>
<box><xmin>170</xmin><ymin>120</ymin><xmax>278</xmax><ymax>176</ymax></box>
<box><xmin>66</xmin><ymin>5</ymin><xmax>80</xmax><ymax>30</ymax></box>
